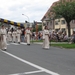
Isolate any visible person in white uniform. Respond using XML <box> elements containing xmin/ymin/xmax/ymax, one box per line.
<box><xmin>25</xmin><ymin>27</ymin><xmax>32</xmax><ymax>45</ymax></box>
<box><xmin>7</xmin><ymin>30</ymin><xmax>12</xmax><ymax>42</ymax></box>
<box><xmin>12</xmin><ymin>30</ymin><xmax>17</xmax><ymax>43</ymax></box>
<box><xmin>42</xmin><ymin>26</ymin><xmax>50</xmax><ymax>49</ymax></box>
<box><xmin>0</xmin><ymin>25</ymin><xmax>7</xmax><ymax>51</ymax></box>
<box><xmin>17</xmin><ymin>27</ymin><xmax>22</xmax><ymax>44</ymax></box>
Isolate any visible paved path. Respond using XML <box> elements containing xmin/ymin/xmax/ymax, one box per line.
<box><xmin>0</xmin><ymin>42</ymin><xmax>75</xmax><ymax>75</ymax></box>
<box><xmin>33</xmin><ymin>42</ymin><xmax>68</xmax><ymax>44</ymax></box>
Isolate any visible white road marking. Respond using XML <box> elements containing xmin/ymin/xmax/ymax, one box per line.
<box><xmin>34</xmin><ymin>42</ymin><xmax>43</xmax><ymax>44</ymax></box>
<box><xmin>21</xmin><ymin>42</ymin><xmax>27</xmax><ymax>45</ymax></box>
<box><xmin>7</xmin><ymin>42</ymin><xmax>27</xmax><ymax>45</ymax></box>
<box><xmin>9</xmin><ymin>70</ymin><xmax>44</xmax><ymax>75</ymax></box>
<box><xmin>10</xmin><ymin>43</ymin><xmax>19</xmax><ymax>45</ymax></box>
<box><xmin>25</xmin><ymin>70</ymin><xmax>44</xmax><ymax>74</ymax></box>
<box><xmin>1</xmin><ymin>51</ymin><xmax>60</xmax><ymax>75</ymax></box>
<box><xmin>9</xmin><ymin>73</ymin><xmax>20</xmax><ymax>75</ymax></box>
<box><xmin>7</xmin><ymin>44</ymin><xmax>10</xmax><ymax>45</ymax></box>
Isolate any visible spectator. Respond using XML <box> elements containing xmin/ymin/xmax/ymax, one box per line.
<box><xmin>21</xmin><ymin>28</ymin><xmax>25</xmax><ymax>42</ymax></box>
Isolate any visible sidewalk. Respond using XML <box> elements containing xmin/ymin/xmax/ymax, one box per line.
<box><xmin>33</xmin><ymin>42</ymin><xmax>68</xmax><ymax>45</ymax></box>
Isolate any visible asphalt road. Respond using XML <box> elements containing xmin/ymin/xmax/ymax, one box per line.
<box><xmin>0</xmin><ymin>42</ymin><xmax>75</xmax><ymax>75</ymax></box>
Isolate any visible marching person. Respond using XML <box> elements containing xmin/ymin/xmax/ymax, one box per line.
<box><xmin>7</xmin><ymin>30</ymin><xmax>12</xmax><ymax>42</ymax></box>
<box><xmin>17</xmin><ymin>27</ymin><xmax>22</xmax><ymax>44</ymax></box>
<box><xmin>0</xmin><ymin>25</ymin><xmax>7</xmax><ymax>51</ymax></box>
<box><xmin>21</xmin><ymin>28</ymin><xmax>25</xmax><ymax>42</ymax></box>
<box><xmin>12</xmin><ymin>30</ymin><xmax>17</xmax><ymax>43</ymax></box>
<box><xmin>25</xmin><ymin>27</ymin><xmax>32</xmax><ymax>45</ymax></box>
<box><xmin>42</xmin><ymin>26</ymin><xmax>50</xmax><ymax>49</ymax></box>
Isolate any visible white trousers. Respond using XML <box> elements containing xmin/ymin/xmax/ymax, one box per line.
<box><xmin>8</xmin><ymin>35</ymin><xmax>12</xmax><ymax>41</ymax></box>
<box><xmin>27</xmin><ymin>34</ymin><xmax>30</xmax><ymax>44</ymax></box>
<box><xmin>17</xmin><ymin>34</ymin><xmax>20</xmax><ymax>42</ymax></box>
<box><xmin>2</xmin><ymin>35</ymin><xmax>7</xmax><ymax>49</ymax></box>
<box><xmin>43</xmin><ymin>35</ymin><xmax>49</xmax><ymax>49</ymax></box>
<box><xmin>13</xmin><ymin>35</ymin><xmax>16</xmax><ymax>42</ymax></box>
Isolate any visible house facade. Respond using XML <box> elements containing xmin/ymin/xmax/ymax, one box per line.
<box><xmin>41</xmin><ymin>0</ymin><xmax>75</xmax><ymax>35</ymax></box>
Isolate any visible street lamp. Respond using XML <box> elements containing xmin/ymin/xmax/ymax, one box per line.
<box><xmin>22</xmin><ymin>14</ymin><xmax>30</xmax><ymax>27</ymax></box>
<box><xmin>22</xmin><ymin>14</ymin><xmax>30</xmax><ymax>22</ymax></box>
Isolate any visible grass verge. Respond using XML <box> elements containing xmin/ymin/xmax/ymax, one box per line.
<box><xmin>51</xmin><ymin>43</ymin><xmax>75</xmax><ymax>49</ymax></box>
<box><xmin>31</xmin><ymin>40</ymin><xmax>75</xmax><ymax>49</ymax></box>
<box><xmin>31</xmin><ymin>40</ymin><xmax>43</xmax><ymax>42</ymax></box>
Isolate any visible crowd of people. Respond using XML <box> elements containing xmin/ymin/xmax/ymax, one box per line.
<box><xmin>0</xmin><ymin>25</ymin><xmax>75</xmax><ymax>51</ymax></box>
<box><xmin>0</xmin><ymin>25</ymin><xmax>32</xmax><ymax>51</ymax></box>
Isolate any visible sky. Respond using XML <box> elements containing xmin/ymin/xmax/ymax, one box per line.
<box><xmin>0</xmin><ymin>0</ymin><xmax>58</xmax><ymax>23</ymax></box>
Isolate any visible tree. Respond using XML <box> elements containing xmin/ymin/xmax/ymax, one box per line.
<box><xmin>32</xmin><ymin>21</ymin><xmax>36</xmax><ymax>32</ymax></box>
<box><xmin>0</xmin><ymin>22</ymin><xmax>3</xmax><ymax>26</ymax></box>
<box><xmin>32</xmin><ymin>28</ymin><xmax>36</xmax><ymax>32</ymax></box>
<box><xmin>38</xmin><ymin>25</ymin><xmax>42</xmax><ymax>31</ymax></box>
<box><xmin>32</xmin><ymin>25</ymin><xmax>42</xmax><ymax>32</ymax></box>
<box><xmin>52</xmin><ymin>1</ymin><xmax>75</xmax><ymax>36</ymax></box>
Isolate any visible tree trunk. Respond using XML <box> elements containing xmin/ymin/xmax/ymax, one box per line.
<box><xmin>67</xmin><ymin>22</ymin><xmax>71</xmax><ymax>37</ymax></box>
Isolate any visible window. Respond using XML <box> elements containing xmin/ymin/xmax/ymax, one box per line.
<box><xmin>72</xmin><ymin>20</ymin><xmax>75</xmax><ymax>24</ymax></box>
<box><xmin>55</xmin><ymin>29</ymin><xmax>59</xmax><ymax>32</ymax></box>
<box><xmin>47</xmin><ymin>22</ymin><xmax>49</xmax><ymax>25</ymax></box>
<box><xmin>55</xmin><ymin>21</ymin><xmax>58</xmax><ymax>25</ymax></box>
<box><xmin>61</xmin><ymin>20</ymin><xmax>66</xmax><ymax>24</ymax></box>
<box><xmin>70</xmin><ymin>0</ymin><xmax>72</xmax><ymax>2</ymax></box>
<box><xmin>62</xmin><ymin>28</ymin><xmax>65</xmax><ymax>32</ymax></box>
<box><xmin>73</xmin><ymin>28</ymin><xmax>75</xmax><ymax>31</ymax></box>
<box><xmin>50</xmin><ymin>21</ymin><xmax>52</xmax><ymax>25</ymax></box>
<box><xmin>58</xmin><ymin>19</ymin><xmax>60</xmax><ymax>22</ymax></box>
<box><xmin>72</xmin><ymin>20</ymin><xmax>74</xmax><ymax>23</ymax></box>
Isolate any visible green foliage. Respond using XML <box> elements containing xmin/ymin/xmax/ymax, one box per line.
<box><xmin>52</xmin><ymin>1</ymin><xmax>75</xmax><ymax>36</ymax></box>
<box><xmin>51</xmin><ymin>43</ymin><xmax>75</xmax><ymax>49</ymax></box>
<box><xmin>0</xmin><ymin>22</ymin><xmax>3</xmax><ymax>26</ymax></box>
<box><xmin>53</xmin><ymin>1</ymin><xmax>75</xmax><ymax>22</ymax></box>
<box><xmin>31</xmin><ymin>40</ymin><xmax>43</xmax><ymax>42</ymax></box>
<box><xmin>38</xmin><ymin>25</ymin><xmax>42</xmax><ymax>31</ymax></box>
<box><xmin>32</xmin><ymin>28</ymin><xmax>36</xmax><ymax>32</ymax></box>
<box><xmin>32</xmin><ymin>25</ymin><xmax>42</xmax><ymax>32</ymax></box>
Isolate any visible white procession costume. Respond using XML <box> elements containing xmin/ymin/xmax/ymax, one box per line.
<box><xmin>8</xmin><ymin>31</ymin><xmax>12</xmax><ymax>42</ymax></box>
<box><xmin>25</xmin><ymin>29</ymin><xmax>31</xmax><ymax>45</ymax></box>
<box><xmin>0</xmin><ymin>28</ymin><xmax>7</xmax><ymax>50</ymax></box>
<box><xmin>43</xmin><ymin>29</ymin><xmax>49</xmax><ymax>49</ymax></box>
<box><xmin>17</xmin><ymin>30</ymin><xmax>21</xmax><ymax>43</ymax></box>
<box><xmin>12</xmin><ymin>31</ymin><xmax>17</xmax><ymax>42</ymax></box>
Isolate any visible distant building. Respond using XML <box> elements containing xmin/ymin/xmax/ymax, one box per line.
<box><xmin>41</xmin><ymin>0</ymin><xmax>75</xmax><ymax>35</ymax></box>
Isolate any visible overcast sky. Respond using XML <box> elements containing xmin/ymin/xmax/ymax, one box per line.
<box><xmin>0</xmin><ymin>0</ymin><xmax>58</xmax><ymax>23</ymax></box>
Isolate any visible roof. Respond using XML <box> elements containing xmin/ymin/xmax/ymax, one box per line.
<box><xmin>41</xmin><ymin>1</ymin><xmax>59</xmax><ymax>21</ymax></box>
